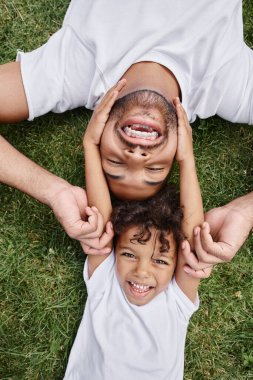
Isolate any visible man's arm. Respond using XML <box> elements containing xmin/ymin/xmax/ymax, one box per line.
<box><xmin>174</xmin><ymin>99</ymin><xmax>212</xmax><ymax>302</ymax></box>
<box><xmin>0</xmin><ymin>135</ymin><xmax>112</xmax><ymax>254</ymax></box>
<box><xmin>0</xmin><ymin>62</ymin><xmax>29</xmax><ymax>123</ymax></box>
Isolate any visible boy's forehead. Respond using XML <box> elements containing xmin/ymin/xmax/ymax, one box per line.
<box><xmin>117</xmin><ymin>226</ymin><xmax>177</xmax><ymax>257</ymax></box>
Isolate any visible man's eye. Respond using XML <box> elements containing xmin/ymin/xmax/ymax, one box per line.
<box><xmin>153</xmin><ymin>259</ymin><xmax>168</xmax><ymax>265</ymax></box>
<box><xmin>121</xmin><ymin>252</ymin><xmax>135</xmax><ymax>259</ymax></box>
<box><xmin>146</xmin><ymin>167</ymin><xmax>164</xmax><ymax>172</ymax></box>
<box><xmin>108</xmin><ymin>159</ymin><xmax>123</xmax><ymax>165</ymax></box>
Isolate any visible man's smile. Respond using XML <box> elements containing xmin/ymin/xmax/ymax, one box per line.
<box><xmin>118</xmin><ymin>114</ymin><xmax>163</xmax><ymax>144</ymax></box>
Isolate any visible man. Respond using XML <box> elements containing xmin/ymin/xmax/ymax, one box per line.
<box><xmin>0</xmin><ymin>0</ymin><xmax>252</xmax><ymax>266</ymax></box>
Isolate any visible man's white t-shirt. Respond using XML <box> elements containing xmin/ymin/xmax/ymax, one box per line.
<box><xmin>63</xmin><ymin>252</ymin><xmax>199</xmax><ymax>380</ymax></box>
<box><xmin>17</xmin><ymin>0</ymin><xmax>253</xmax><ymax>124</ymax></box>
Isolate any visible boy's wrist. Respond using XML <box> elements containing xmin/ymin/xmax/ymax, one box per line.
<box><xmin>178</xmin><ymin>155</ymin><xmax>196</xmax><ymax>169</ymax></box>
<box><xmin>83</xmin><ymin>140</ymin><xmax>100</xmax><ymax>155</ymax></box>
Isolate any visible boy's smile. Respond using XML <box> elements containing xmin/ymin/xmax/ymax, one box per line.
<box><xmin>115</xmin><ymin>226</ymin><xmax>177</xmax><ymax>306</ymax></box>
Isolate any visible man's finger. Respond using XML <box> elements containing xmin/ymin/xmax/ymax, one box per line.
<box><xmin>199</xmin><ymin>223</ymin><xmax>234</xmax><ymax>262</ymax></box>
<box><xmin>194</xmin><ymin>226</ymin><xmax>224</xmax><ymax>264</ymax></box>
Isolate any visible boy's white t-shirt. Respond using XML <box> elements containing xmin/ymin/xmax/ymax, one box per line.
<box><xmin>63</xmin><ymin>252</ymin><xmax>199</xmax><ymax>380</ymax></box>
<box><xmin>17</xmin><ymin>0</ymin><xmax>253</xmax><ymax>124</ymax></box>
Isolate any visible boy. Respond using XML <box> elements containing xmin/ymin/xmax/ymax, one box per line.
<box><xmin>63</xmin><ymin>84</ymin><xmax>212</xmax><ymax>379</ymax></box>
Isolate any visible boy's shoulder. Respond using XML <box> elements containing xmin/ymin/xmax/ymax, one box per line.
<box><xmin>84</xmin><ymin>250</ymin><xmax>115</xmax><ymax>296</ymax></box>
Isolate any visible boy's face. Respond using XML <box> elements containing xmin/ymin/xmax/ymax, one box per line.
<box><xmin>100</xmin><ymin>90</ymin><xmax>177</xmax><ymax>200</ymax></box>
<box><xmin>115</xmin><ymin>226</ymin><xmax>177</xmax><ymax>306</ymax></box>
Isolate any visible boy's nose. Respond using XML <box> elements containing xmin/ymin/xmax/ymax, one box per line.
<box><xmin>134</xmin><ymin>261</ymin><xmax>150</xmax><ymax>278</ymax></box>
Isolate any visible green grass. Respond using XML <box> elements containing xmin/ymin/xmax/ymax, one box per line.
<box><xmin>0</xmin><ymin>1</ymin><xmax>253</xmax><ymax>379</ymax></box>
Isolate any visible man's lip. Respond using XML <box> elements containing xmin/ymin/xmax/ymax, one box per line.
<box><xmin>121</xmin><ymin>117</ymin><xmax>162</xmax><ymax>135</ymax></box>
<box><xmin>118</xmin><ymin>117</ymin><xmax>163</xmax><ymax>147</ymax></box>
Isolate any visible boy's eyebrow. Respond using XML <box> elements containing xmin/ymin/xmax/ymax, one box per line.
<box><xmin>153</xmin><ymin>253</ymin><xmax>175</xmax><ymax>262</ymax></box>
<box><xmin>105</xmin><ymin>172</ymin><xmax>164</xmax><ymax>186</ymax></box>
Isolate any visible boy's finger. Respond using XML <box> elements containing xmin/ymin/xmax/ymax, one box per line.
<box><xmin>81</xmin><ymin>243</ymin><xmax>111</xmax><ymax>255</ymax></box>
<box><xmin>113</xmin><ymin>78</ymin><xmax>127</xmax><ymax>91</ymax></box>
<box><xmin>98</xmin><ymin>222</ymin><xmax>114</xmax><ymax>247</ymax></box>
<box><xmin>94</xmin><ymin>211</ymin><xmax>105</xmax><ymax>236</ymax></box>
<box><xmin>183</xmin><ymin>265</ymin><xmax>212</xmax><ymax>278</ymax></box>
<box><xmin>181</xmin><ymin>240</ymin><xmax>215</xmax><ymax>270</ymax></box>
<box><xmin>99</xmin><ymin>79</ymin><xmax>126</xmax><ymax>107</ymax></box>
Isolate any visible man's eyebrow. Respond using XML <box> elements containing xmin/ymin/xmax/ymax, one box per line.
<box><xmin>105</xmin><ymin>172</ymin><xmax>164</xmax><ymax>186</ymax></box>
<box><xmin>105</xmin><ymin>172</ymin><xmax>125</xmax><ymax>180</ymax></box>
<box><xmin>144</xmin><ymin>180</ymin><xmax>165</xmax><ymax>186</ymax></box>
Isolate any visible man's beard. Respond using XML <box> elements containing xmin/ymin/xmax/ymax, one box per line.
<box><xmin>108</xmin><ymin>89</ymin><xmax>177</xmax><ymax>150</ymax></box>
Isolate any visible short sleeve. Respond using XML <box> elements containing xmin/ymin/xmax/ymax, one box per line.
<box><xmin>216</xmin><ymin>44</ymin><xmax>253</xmax><ymax>125</ymax></box>
<box><xmin>83</xmin><ymin>251</ymin><xmax>115</xmax><ymax>298</ymax></box>
<box><xmin>17</xmin><ymin>25</ymin><xmax>97</xmax><ymax>120</ymax></box>
<box><xmin>170</xmin><ymin>277</ymin><xmax>199</xmax><ymax>322</ymax></box>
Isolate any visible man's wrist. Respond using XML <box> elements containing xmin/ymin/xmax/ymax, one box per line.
<box><xmin>42</xmin><ymin>175</ymin><xmax>72</xmax><ymax>208</ymax></box>
<box><xmin>230</xmin><ymin>192</ymin><xmax>253</xmax><ymax>224</ymax></box>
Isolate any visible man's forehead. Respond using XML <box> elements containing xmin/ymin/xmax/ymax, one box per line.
<box><xmin>107</xmin><ymin>177</ymin><xmax>164</xmax><ymax>200</ymax></box>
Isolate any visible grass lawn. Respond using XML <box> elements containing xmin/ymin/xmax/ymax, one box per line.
<box><xmin>0</xmin><ymin>1</ymin><xmax>253</xmax><ymax>379</ymax></box>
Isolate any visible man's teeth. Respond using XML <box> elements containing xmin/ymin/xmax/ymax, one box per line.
<box><xmin>129</xmin><ymin>281</ymin><xmax>152</xmax><ymax>293</ymax></box>
<box><xmin>123</xmin><ymin>125</ymin><xmax>158</xmax><ymax>140</ymax></box>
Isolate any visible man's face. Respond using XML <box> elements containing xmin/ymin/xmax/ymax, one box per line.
<box><xmin>100</xmin><ymin>90</ymin><xmax>177</xmax><ymax>200</ymax></box>
<box><xmin>115</xmin><ymin>226</ymin><xmax>177</xmax><ymax>306</ymax></box>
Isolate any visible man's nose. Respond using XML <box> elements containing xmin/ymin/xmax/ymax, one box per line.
<box><xmin>124</xmin><ymin>146</ymin><xmax>150</xmax><ymax>160</ymax></box>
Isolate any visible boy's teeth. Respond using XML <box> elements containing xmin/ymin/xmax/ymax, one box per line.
<box><xmin>123</xmin><ymin>125</ymin><xmax>158</xmax><ymax>140</ymax></box>
<box><xmin>129</xmin><ymin>281</ymin><xmax>151</xmax><ymax>293</ymax></box>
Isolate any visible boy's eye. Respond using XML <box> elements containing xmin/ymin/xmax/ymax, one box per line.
<box><xmin>121</xmin><ymin>252</ymin><xmax>135</xmax><ymax>259</ymax></box>
<box><xmin>153</xmin><ymin>259</ymin><xmax>168</xmax><ymax>265</ymax></box>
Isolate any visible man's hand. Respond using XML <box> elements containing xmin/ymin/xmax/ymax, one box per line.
<box><xmin>49</xmin><ymin>185</ymin><xmax>113</xmax><ymax>255</ymax></box>
<box><xmin>180</xmin><ymin>240</ymin><xmax>213</xmax><ymax>279</ymax></box>
<box><xmin>83</xmin><ymin>79</ymin><xmax>126</xmax><ymax>147</ymax></box>
<box><xmin>186</xmin><ymin>193</ymin><xmax>253</xmax><ymax>268</ymax></box>
<box><xmin>194</xmin><ymin>197</ymin><xmax>253</xmax><ymax>264</ymax></box>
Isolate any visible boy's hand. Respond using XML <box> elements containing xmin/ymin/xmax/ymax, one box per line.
<box><xmin>80</xmin><ymin>206</ymin><xmax>114</xmax><ymax>255</ymax></box>
<box><xmin>173</xmin><ymin>98</ymin><xmax>194</xmax><ymax>163</ymax></box>
<box><xmin>83</xmin><ymin>79</ymin><xmax>126</xmax><ymax>146</ymax></box>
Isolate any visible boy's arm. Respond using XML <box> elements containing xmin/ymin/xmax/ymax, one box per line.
<box><xmin>83</xmin><ymin>80</ymin><xmax>126</xmax><ymax>276</ymax></box>
<box><xmin>174</xmin><ymin>99</ymin><xmax>212</xmax><ymax>302</ymax></box>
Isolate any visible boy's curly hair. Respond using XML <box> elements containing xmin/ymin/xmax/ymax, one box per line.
<box><xmin>111</xmin><ymin>184</ymin><xmax>184</xmax><ymax>253</ymax></box>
